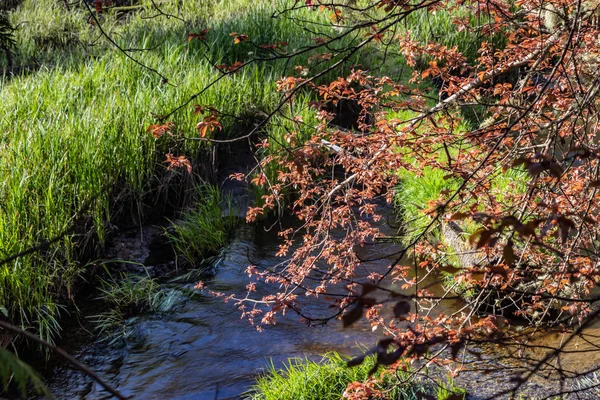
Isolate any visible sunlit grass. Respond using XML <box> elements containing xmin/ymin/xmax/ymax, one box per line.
<box><xmin>391</xmin><ymin>107</ymin><xmax>527</xmax><ymax>250</ymax></box>
<box><xmin>249</xmin><ymin>352</ymin><xmax>466</xmax><ymax>400</ymax></box>
<box><xmin>0</xmin><ymin>0</ymin><xmax>358</xmax><ymax>346</ymax></box>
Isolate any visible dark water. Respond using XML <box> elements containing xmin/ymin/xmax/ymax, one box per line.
<box><xmin>43</xmin><ymin>206</ymin><xmax>600</xmax><ymax>400</ymax></box>
<box><xmin>46</xmin><ymin>208</ymin><xmax>420</xmax><ymax>399</ymax></box>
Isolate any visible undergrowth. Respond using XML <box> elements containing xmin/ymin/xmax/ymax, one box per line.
<box><xmin>89</xmin><ymin>272</ymin><xmax>184</xmax><ymax>339</ymax></box>
<box><xmin>395</xmin><ymin>165</ymin><xmax>528</xmax><ymax>249</ymax></box>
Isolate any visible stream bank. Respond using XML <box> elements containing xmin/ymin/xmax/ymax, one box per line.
<box><xmin>41</xmin><ymin>221</ymin><xmax>384</xmax><ymax>399</ymax></box>
<box><xmin>32</xmin><ymin>198</ymin><xmax>600</xmax><ymax>400</ymax></box>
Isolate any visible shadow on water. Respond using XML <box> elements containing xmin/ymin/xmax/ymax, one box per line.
<box><xmin>43</xmin><ymin>203</ymin><xmax>431</xmax><ymax>399</ymax></box>
<box><xmin>39</xmin><ymin>199</ymin><xmax>600</xmax><ymax>400</ymax></box>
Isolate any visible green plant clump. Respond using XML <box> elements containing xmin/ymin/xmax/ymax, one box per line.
<box><xmin>250</xmin><ymin>352</ymin><xmax>465</xmax><ymax>400</ymax></box>
<box><xmin>395</xmin><ymin>166</ymin><xmax>460</xmax><ymax>246</ymax></box>
<box><xmin>89</xmin><ymin>273</ymin><xmax>179</xmax><ymax>337</ymax></box>
<box><xmin>166</xmin><ymin>185</ymin><xmax>238</xmax><ymax>265</ymax></box>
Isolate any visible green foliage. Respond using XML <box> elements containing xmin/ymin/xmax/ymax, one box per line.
<box><xmin>436</xmin><ymin>381</ymin><xmax>467</xmax><ymax>400</ymax></box>
<box><xmin>392</xmin><ymin>107</ymin><xmax>527</xmax><ymax>251</ymax></box>
<box><xmin>0</xmin><ymin>348</ymin><xmax>53</xmax><ymax>399</ymax></box>
<box><xmin>0</xmin><ymin>262</ymin><xmax>65</xmax><ymax>349</ymax></box>
<box><xmin>395</xmin><ymin>165</ymin><xmax>528</xmax><ymax>252</ymax></box>
<box><xmin>169</xmin><ymin>249</ymin><xmax>225</xmax><ymax>283</ymax></box>
<box><xmin>166</xmin><ymin>185</ymin><xmax>238</xmax><ymax>265</ymax></box>
<box><xmin>391</xmin><ymin>111</ymin><xmax>463</xmax><ymax>247</ymax></box>
<box><xmin>249</xmin><ymin>352</ymin><xmax>465</xmax><ymax>400</ymax></box>
<box><xmin>89</xmin><ymin>273</ymin><xmax>167</xmax><ymax>337</ymax></box>
<box><xmin>89</xmin><ymin>307</ymin><xmax>127</xmax><ymax>339</ymax></box>
<box><xmin>99</xmin><ymin>274</ymin><xmax>164</xmax><ymax>314</ymax></box>
<box><xmin>395</xmin><ymin>166</ymin><xmax>460</xmax><ymax>245</ymax></box>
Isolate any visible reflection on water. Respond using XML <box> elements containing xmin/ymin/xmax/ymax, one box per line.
<box><xmin>48</xmin><ymin>209</ymin><xmax>413</xmax><ymax>399</ymax></box>
<box><xmin>45</xmin><ymin>205</ymin><xmax>600</xmax><ymax>400</ymax></box>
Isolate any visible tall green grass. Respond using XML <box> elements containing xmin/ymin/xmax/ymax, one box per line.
<box><xmin>395</xmin><ymin>166</ymin><xmax>461</xmax><ymax>245</ymax></box>
<box><xmin>89</xmin><ymin>272</ymin><xmax>185</xmax><ymax>340</ymax></box>
<box><xmin>395</xmin><ymin>164</ymin><xmax>528</xmax><ymax>247</ymax></box>
<box><xmin>391</xmin><ymin>106</ymin><xmax>527</xmax><ymax>250</ymax></box>
<box><xmin>0</xmin><ymin>0</ymin><xmax>362</xmax><ymax>345</ymax></box>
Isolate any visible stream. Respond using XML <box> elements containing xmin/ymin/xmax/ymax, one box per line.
<box><xmin>44</xmin><ymin>207</ymin><xmax>407</xmax><ymax>399</ymax></box>
<box><xmin>41</xmin><ymin>202</ymin><xmax>600</xmax><ymax>400</ymax></box>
